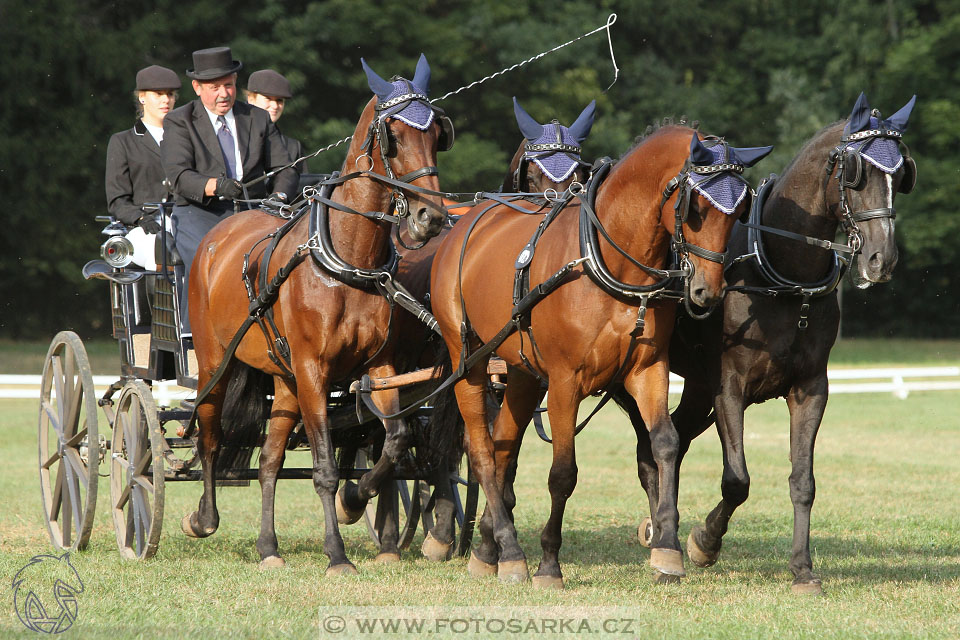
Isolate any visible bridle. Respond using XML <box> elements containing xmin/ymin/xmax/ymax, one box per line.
<box><xmin>357</xmin><ymin>79</ymin><xmax>453</xmax><ymax>249</ymax></box>
<box><xmin>825</xmin><ymin>122</ymin><xmax>912</xmax><ymax>254</ymax></box>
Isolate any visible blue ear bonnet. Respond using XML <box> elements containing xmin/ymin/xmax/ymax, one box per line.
<box><xmin>687</xmin><ymin>143</ymin><xmax>751</xmax><ymax>215</ymax></box>
<box><xmin>362</xmin><ymin>54</ymin><xmax>435</xmax><ymax>130</ymax></box>
<box><xmin>525</xmin><ymin>124</ymin><xmax>583</xmax><ymax>183</ymax></box>
<box><xmin>842</xmin><ymin>93</ymin><xmax>916</xmax><ymax>174</ymax></box>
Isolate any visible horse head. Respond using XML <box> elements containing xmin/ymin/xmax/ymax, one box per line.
<box><xmin>359</xmin><ymin>54</ymin><xmax>449</xmax><ymax>242</ymax></box>
<box><xmin>508</xmin><ymin>97</ymin><xmax>596</xmax><ymax>192</ymax></box>
<box><xmin>681</xmin><ymin>133</ymin><xmax>774</xmax><ymax>307</ymax></box>
<box><xmin>838</xmin><ymin>92</ymin><xmax>916</xmax><ymax>287</ymax></box>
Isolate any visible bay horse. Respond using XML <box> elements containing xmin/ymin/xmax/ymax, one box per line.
<box><xmin>625</xmin><ymin>93</ymin><xmax>917</xmax><ymax>594</ymax></box>
<box><xmin>184</xmin><ymin>55</ymin><xmax>450</xmax><ymax>574</ymax></box>
<box><xmin>429</xmin><ymin>125</ymin><xmax>773</xmax><ymax>586</ymax></box>
<box><xmin>396</xmin><ymin>97</ymin><xmax>597</xmax><ymax>562</ymax></box>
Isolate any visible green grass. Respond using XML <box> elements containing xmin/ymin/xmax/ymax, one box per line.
<box><xmin>2</xmin><ymin>391</ymin><xmax>959</xmax><ymax>639</ymax></box>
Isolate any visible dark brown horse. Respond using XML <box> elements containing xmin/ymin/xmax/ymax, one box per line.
<box><xmin>183</xmin><ymin>55</ymin><xmax>449</xmax><ymax>573</ymax></box>
<box><xmin>625</xmin><ymin>93</ymin><xmax>916</xmax><ymax>594</ymax></box>
<box><xmin>430</xmin><ymin>125</ymin><xmax>773</xmax><ymax>587</ymax></box>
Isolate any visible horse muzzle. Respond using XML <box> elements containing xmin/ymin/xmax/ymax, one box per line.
<box><xmin>406</xmin><ymin>202</ymin><xmax>446</xmax><ymax>242</ymax></box>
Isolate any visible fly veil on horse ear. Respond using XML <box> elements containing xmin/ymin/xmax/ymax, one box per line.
<box><xmin>836</xmin><ymin>93</ymin><xmax>917</xmax><ymax>194</ymax></box>
<box><xmin>512</xmin><ymin>98</ymin><xmax>596</xmax><ymax>190</ymax></box>
<box><xmin>686</xmin><ymin>134</ymin><xmax>774</xmax><ymax>223</ymax></box>
<box><xmin>361</xmin><ymin>54</ymin><xmax>454</xmax><ymax>156</ymax></box>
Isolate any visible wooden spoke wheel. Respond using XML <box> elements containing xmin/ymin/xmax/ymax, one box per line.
<box><xmin>38</xmin><ymin>331</ymin><xmax>100</xmax><ymax>551</ymax></box>
<box><xmin>356</xmin><ymin>448</ymin><xmax>422</xmax><ymax>551</ymax></box>
<box><xmin>420</xmin><ymin>461</ymin><xmax>479</xmax><ymax>558</ymax></box>
<box><xmin>109</xmin><ymin>380</ymin><xmax>165</xmax><ymax>559</ymax></box>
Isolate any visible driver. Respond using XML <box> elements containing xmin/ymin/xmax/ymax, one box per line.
<box><xmin>161</xmin><ymin>47</ymin><xmax>299</xmax><ymax>337</ymax></box>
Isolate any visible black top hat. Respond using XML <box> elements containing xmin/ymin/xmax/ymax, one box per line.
<box><xmin>186</xmin><ymin>47</ymin><xmax>243</xmax><ymax>81</ymax></box>
<box><xmin>246</xmin><ymin>69</ymin><xmax>293</xmax><ymax>99</ymax></box>
<box><xmin>136</xmin><ymin>65</ymin><xmax>181</xmax><ymax>91</ymax></box>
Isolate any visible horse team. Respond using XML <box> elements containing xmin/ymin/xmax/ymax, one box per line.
<box><xmin>186</xmin><ymin>54</ymin><xmax>917</xmax><ymax>593</ymax></box>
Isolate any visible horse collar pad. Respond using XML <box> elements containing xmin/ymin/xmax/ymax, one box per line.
<box><xmin>525</xmin><ymin>123</ymin><xmax>582</xmax><ymax>184</ymax></box>
<box><xmin>687</xmin><ymin>144</ymin><xmax>749</xmax><ymax>215</ymax></box>
<box><xmin>378</xmin><ymin>80</ymin><xmax>434</xmax><ymax>130</ymax></box>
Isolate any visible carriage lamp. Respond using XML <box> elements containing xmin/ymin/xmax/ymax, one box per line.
<box><xmin>101</xmin><ymin>235</ymin><xmax>135</xmax><ymax>268</ymax></box>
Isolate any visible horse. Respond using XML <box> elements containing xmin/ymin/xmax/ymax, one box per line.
<box><xmin>183</xmin><ymin>54</ymin><xmax>450</xmax><ymax>574</ymax></box>
<box><xmin>393</xmin><ymin>98</ymin><xmax>598</xmax><ymax>562</ymax></box>
<box><xmin>429</xmin><ymin>124</ymin><xmax>774</xmax><ymax>587</ymax></box>
<box><xmin>624</xmin><ymin>93</ymin><xmax>917</xmax><ymax>594</ymax></box>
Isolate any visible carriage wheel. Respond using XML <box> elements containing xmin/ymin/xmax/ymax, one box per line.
<box><xmin>356</xmin><ymin>448</ymin><xmax>422</xmax><ymax>552</ymax></box>
<box><xmin>419</xmin><ymin>461</ymin><xmax>479</xmax><ymax>558</ymax></box>
<box><xmin>38</xmin><ymin>331</ymin><xmax>100</xmax><ymax>551</ymax></box>
<box><xmin>109</xmin><ymin>381</ymin><xmax>165</xmax><ymax>559</ymax></box>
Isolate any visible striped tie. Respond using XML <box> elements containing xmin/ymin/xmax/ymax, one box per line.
<box><xmin>217</xmin><ymin>116</ymin><xmax>237</xmax><ymax>179</ymax></box>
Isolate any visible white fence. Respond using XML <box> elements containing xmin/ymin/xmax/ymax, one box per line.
<box><xmin>3</xmin><ymin>367</ymin><xmax>959</xmax><ymax>402</ymax></box>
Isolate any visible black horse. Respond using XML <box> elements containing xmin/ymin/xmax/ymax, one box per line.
<box><xmin>622</xmin><ymin>93</ymin><xmax>917</xmax><ymax>594</ymax></box>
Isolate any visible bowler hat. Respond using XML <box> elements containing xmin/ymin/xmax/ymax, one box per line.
<box><xmin>247</xmin><ymin>69</ymin><xmax>293</xmax><ymax>99</ymax></box>
<box><xmin>136</xmin><ymin>65</ymin><xmax>180</xmax><ymax>91</ymax></box>
<box><xmin>186</xmin><ymin>47</ymin><xmax>243</xmax><ymax>81</ymax></box>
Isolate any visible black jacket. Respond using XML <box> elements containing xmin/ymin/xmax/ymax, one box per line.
<box><xmin>105</xmin><ymin>120</ymin><xmax>169</xmax><ymax>224</ymax></box>
<box><xmin>161</xmin><ymin>99</ymin><xmax>298</xmax><ymax>208</ymax></box>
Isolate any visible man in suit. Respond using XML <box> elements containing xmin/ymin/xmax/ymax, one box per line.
<box><xmin>162</xmin><ymin>46</ymin><xmax>298</xmax><ymax>336</ymax></box>
<box><xmin>245</xmin><ymin>69</ymin><xmax>309</xmax><ymax>177</ymax></box>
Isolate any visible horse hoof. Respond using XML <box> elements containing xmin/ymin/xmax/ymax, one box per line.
<box><xmin>180</xmin><ymin>512</ymin><xmax>214</xmax><ymax>538</ymax></box>
<box><xmin>650</xmin><ymin>548</ymin><xmax>686</xmax><ymax>577</ymax></box>
<box><xmin>532</xmin><ymin>575</ymin><xmax>564</xmax><ymax>590</ymax></box>
<box><xmin>258</xmin><ymin>555</ymin><xmax>286</xmax><ymax>570</ymax></box>
<box><xmin>687</xmin><ymin>527</ymin><xmax>720</xmax><ymax>568</ymax></box>
<box><xmin>375</xmin><ymin>552</ymin><xmax>401</xmax><ymax>563</ymax></box>
<box><xmin>791</xmin><ymin>578</ymin><xmax>823</xmax><ymax>595</ymax></box>
<box><xmin>637</xmin><ymin>517</ymin><xmax>654</xmax><ymax>548</ymax></box>
<box><xmin>497</xmin><ymin>559</ymin><xmax>530</xmax><ymax>583</ymax></box>
<box><xmin>325</xmin><ymin>562</ymin><xmax>359</xmax><ymax>576</ymax></box>
<box><xmin>421</xmin><ymin>532</ymin><xmax>454</xmax><ymax>562</ymax></box>
<box><xmin>653</xmin><ymin>571</ymin><xmax>682</xmax><ymax>585</ymax></box>
<box><xmin>467</xmin><ymin>552</ymin><xmax>498</xmax><ymax>577</ymax></box>
<box><xmin>335</xmin><ymin>484</ymin><xmax>364</xmax><ymax>525</ymax></box>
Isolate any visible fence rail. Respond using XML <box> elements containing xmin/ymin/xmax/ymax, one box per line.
<box><xmin>3</xmin><ymin>367</ymin><xmax>959</xmax><ymax>402</ymax></box>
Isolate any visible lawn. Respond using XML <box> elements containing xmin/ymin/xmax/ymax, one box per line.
<box><xmin>2</xmin><ymin>386</ymin><xmax>959</xmax><ymax>638</ymax></box>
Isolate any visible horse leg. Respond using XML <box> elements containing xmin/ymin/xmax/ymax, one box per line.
<box><xmin>457</xmin><ymin>364</ymin><xmax>528</xmax><ymax>582</ymax></box>
<box><xmin>785</xmin><ymin>375</ymin><xmax>828</xmax><ymax>595</ymax></box>
<box><xmin>624</xmin><ymin>363</ymin><xmax>685</xmax><ymax>582</ymax></box>
<box><xmin>256</xmin><ymin>376</ymin><xmax>299</xmax><ymax>569</ymax></box>
<box><xmin>532</xmin><ymin>379</ymin><xmax>580</xmax><ymax>589</ymax></box>
<box><xmin>297</xmin><ymin>375</ymin><xmax>356</xmax><ymax>575</ymax></box>
<box><xmin>687</xmin><ymin>390</ymin><xmax>749</xmax><ymax>570</ymax></box>
<box><xmin>421</xmin><ymin>461</ymin><xmax>458</xmax><ymax>561</ymax></box>
<box><xmin>180</xmin><ymin>364</ymin><xmax>230</xmax><ymax>539</ymax></box>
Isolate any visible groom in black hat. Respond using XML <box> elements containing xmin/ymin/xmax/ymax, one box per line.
<box><xmin>161</xmin><ymin>46</ymin><xmax>298</xmax><ymax>336</ymax></box>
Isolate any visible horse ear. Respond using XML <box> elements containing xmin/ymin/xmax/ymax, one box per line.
<box><xmin>513</xmin><ymin>97</ymin><xmax>544</xmax><ymax>141</ymax></box>
<box><xmin>886</xmin><ymin>95</ymin><xmax>917</xmax><ymax>132</ymax></box>
<box><xmin>412</xmin><ymin>53</ymin><xmax>431</xmax><ymax>95</ymax></box>
<box><xmin>689</xmin><ymin>134</ymin><xmax>715</xmax><ymax>166</ymax></box>
<box><xmin>568</xmin><ymin>100</ymin><xmax>597</xmax><ymax>143</ymax></box>
<box><xmin>730</xmin><ymin>145</ymin><xmax>775</xmax><ymax>168</ymax></box>
<box><xmin>845</xmin><ymin>92</ymin><xmax>872</xmax><ymax>135</ymax></box>
<box><xmin>361</xmin><ymin>58</ymin><xmax>394</xmax><ymax>101</ymax></box>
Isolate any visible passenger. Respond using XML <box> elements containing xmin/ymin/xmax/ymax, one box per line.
<box><xmin>161</xmin><ymin>46</ymin><xmax>299</xmax><ymax>336</ymax></box>
<box><xmin>105</xmin><ymin>65</ymin><xmax>180</xmax><ymax>231</ymax></box>
<box><xmin>245</xmin><ymin>69</ymin><xmax>309</xmax><ymax>177</ymax></box>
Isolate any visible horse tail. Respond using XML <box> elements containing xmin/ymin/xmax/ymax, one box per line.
<box><xmin>426</xmin><ymin>353</ymin><xmax>464</xmax><ymax>468</ymax></box>
<box><xmin>216</xmin><ymin>363</ymin><xmax>272</xmax><ymax>474</ymax></box>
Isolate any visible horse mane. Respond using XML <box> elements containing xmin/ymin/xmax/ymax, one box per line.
<box><xmin>780</xmin><ymin>119</ymin><xmax>845</xmax><ymax>175</ymax></box>
<box><xmin>621</xmin><ymin>116</ymin><xmax>700</xmax><ymax>161</ymax></box>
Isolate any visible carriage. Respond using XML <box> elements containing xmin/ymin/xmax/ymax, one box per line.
<box><xmin>37</xmin><ymin>201</ymin><xmax>480</xmax><ymax>561</ymax></box>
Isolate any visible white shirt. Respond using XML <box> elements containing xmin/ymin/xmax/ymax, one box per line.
<box><xmin>203</xmin><ymin>106</ymin><xmax>244</xmax><ymax>180</ymax></box>
<box><xmin>143</xmin><ymin>122</ymin><xmax>164</xmax><ymax>145</ymax></box>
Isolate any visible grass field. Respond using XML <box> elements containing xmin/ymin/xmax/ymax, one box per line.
<box><xmin>2</xmin><ymin>382</ymin><xmax>959</xmax><ymax>638</ymax></box>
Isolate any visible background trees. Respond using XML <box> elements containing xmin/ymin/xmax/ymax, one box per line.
<box><xmin>1</xmin><ymin>0</ymin><xmax>956</xmax><ymax>339</ymax></box>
